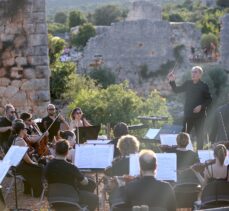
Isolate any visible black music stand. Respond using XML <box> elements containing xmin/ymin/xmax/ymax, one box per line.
<box><xmin>74</xmin><ymin>125</ymin><xmax>101</xmax><ymax>144</ymax></box>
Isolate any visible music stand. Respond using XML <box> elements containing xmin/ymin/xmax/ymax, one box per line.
<box><xmin>74</xmin><ymin>125</ymin><xmax>101</xmax><ymax>144</ymax></box>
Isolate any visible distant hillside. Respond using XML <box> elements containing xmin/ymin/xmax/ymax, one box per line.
<box><xmin>46</xmin><ymin>0</ymin><xmax>185</xmax><ymax>15</ymax></box>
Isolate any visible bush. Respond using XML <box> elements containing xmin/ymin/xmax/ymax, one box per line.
<box><xmin>93</xmin><ymin>5</ymin><xmax>123</xmax><ymax>26</ymax></box>
<box><xmin>69</xmin><ymin>11</ymin><xmax>87</xmax><ymax>28</ymax></box>
<box><xmin>169</xmin><ymin>13</ymin><xmax>184</xmax><ymax>22</ymax></box>
<box><xmin>201</xmin><ymin>33</ymin><xmax>218</xmax><ymax>50</ymax></box>
<box><xmin>71</xmin><ymin>23</ymin><xmax>96</xmax><ymax>48</ymax></box>
<box><xmin>89</xmin><ymin>68</ymin><xmax>116</xmax><ymax>88</ymax></box>
<box><xmin>54</xmin><ymin>12</ymin><xmax>68</xmax><ymax>24</ymax></box>
<box><xmin>48</xmin><ymin>23</ymin><xmax>69</xmax><ymax>34</ymax></box>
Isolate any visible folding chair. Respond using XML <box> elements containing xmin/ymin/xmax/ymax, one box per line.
<box><xmin>47</xmin><ymin>183</ymin><xmax>88</xmax><ymax>211</ymax></box>
<box><xmin>200</xmin><ymin>181</ymin><xmax>229</xmax><ymax>209</ymax></box>
<box><xmin>174</xmin><ymin>183</ymin><xmax>201</xmax><ymax>209</ymax></box>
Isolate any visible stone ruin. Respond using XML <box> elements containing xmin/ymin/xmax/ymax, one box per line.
<box><xmin>220</xmin><ymin>14</ymin><xmax>229</xmax><ymax>71</ymax></box>
<box><xmin>78</xmin><ymin>1</ymin><xmax>201</xmax><ymax>95</ymax></box>
<box><xmin>0</xmin><ymin>0</ymin><xmax>50</xmax><ymax>115</ymax></box>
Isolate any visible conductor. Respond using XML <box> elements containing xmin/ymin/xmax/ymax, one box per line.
<box><xmin>167</xmin><ymin>66</ymin><xmax>212</xmax><ymax>149</ymax></box>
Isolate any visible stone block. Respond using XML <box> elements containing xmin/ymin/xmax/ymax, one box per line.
<box><xmin>10</xmin><ymin>67</ymin><xmax>24</xmax><ymax>79</ymax></box>
<box><xmin>1</xmin><ymin>49</ymin><xmax>11</xmax><ymax>59</ymax></box>
<box><xmin>0</xmin><ymin>78</ymin><xmax>10</xmax><ymax>86</ymax></box>
<box><xmin>0</xmin><ymin>68</ymin><xmax>6</xmax><ymax>77</ymax></box>
<box><xmin>0</xmin><ymin>87</ymin><xmax>6</xmax><ymax>97</ymax></box>
<box><xmin>0</xmin><ymin>34</ymin><xmax>14</xmax><ymax>42</ymax></box>
<box><xmin>15</xmin><ymin>57</ymin><xmax>27</xmax><ymax>66</ymax></box>
<box><xmin>23</xmin><ymin>68</ymin><xmax>36</xmax><ymax>79</ymax></box>
<box><xmin>11</xmin><ymin>91</ymin><xmax>27</xmax><ymax>106</ymax></box>
<box><xmin>35</xmin><ymin>65</ymin><xmax>50</xmax><ymax>78</ymax></box>
<box><xmin>28</xmin><ymin>34</ymin><xmax>47</xmax><ymax>46</ymax></box>
<box><xmin>35</xmin><ymin>23</ymin><xmax>47</xmax><ymax>34</ymax></box>
<box><xmin>22</xmin><ymin>23</ymin><xmax>35</xmax><ymax>33</ymax></box>
<box><xmin>33</xmin><ymin>46</ymin><xmax>48</xmax><ymax>56</ymax></box>
<box><xmin>0</xmin><ymin>41</ymin><xmax>2</xmax><ymax>50</ymax></box>
<box><xmin>33</xmin><ymin>0</ymin><xmax>45</xmax><ymax>12</ymax></box>
<box><xmin>11</xmin><ymin>80</ymin><xmax>23</xmax><ymax>88</ymax></box>
<box><xmin>21</xmin><ymin>78</ymin><xmax>49</xmax><ymax>91</ymax></box>
<box><xmin>27</xmin><ymin>55</ymin><xmax>49</xmax><ymax>66</ymax></box>
<box><xmin>3</xmin><ymin>86</ymin><xmax>19</xmax><ymax>98</ymax></box>
<box><xmin>32</xmin><ymin>12</ymin><xmax>46</xmax><ymax>23</ymax></box>
<box><xmin>14</xmin><ymin>35</ymin><xmax>27</xmax><ymax>48</ymax></box>
<box><xmin>35</xmin><ymin>90</ymin><xmax>50</xmax><ymax>102</ymax></box>
<box><xmin>2</xmin><ymin>58</ymin><xmax>15</xmax><ymax>67</ymax></box>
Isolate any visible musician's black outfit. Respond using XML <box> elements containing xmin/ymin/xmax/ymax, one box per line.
<box><xmin>45</xmin><ymin>158</ymin><xmax>98</xmax><ymax>211</ymax></box>
<box><xmin>117</xmin><ymin>176</ymin><xmax>176</xmax><ymax>211</ymax></box>
<box><xmin>41</xmin><ymin>116</ymin><xmax>63</xmax><ymax>142</ymax></box>
<box><xmin>105</xmin><ymin>156</ymin><xmax>129</xmax><ymax>176</ymax></box>
<box><xmin>0</xmin><ymin>117</ymin><xmax>12</xmax><ymax>153</ymax></box>
<box><xmin>170</xmin><ymin>80</ymin><xmax>212</xmax><ymax>149</ymax></box>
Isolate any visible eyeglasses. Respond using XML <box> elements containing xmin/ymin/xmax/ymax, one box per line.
<box><xmin>48</xmin><ymin>108</ymin><xmax>55</xmax><ymax>111</ymax></box>
<box><xmin>76</xmin><ymin>112</ymin><xmax>81</xmax><ymax>115</ymax></box>
<box><xmin>10</xmin><ymin>111</ymin><xmax>16</xmax><ymax>114</ymax></box>
<box><xmin>26</xmin><ymin>119</ymin><xmax>32</xmax><ymax>122</ymax></box>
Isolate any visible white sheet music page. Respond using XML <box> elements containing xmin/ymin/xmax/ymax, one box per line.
<box><xmin>0</xmin><ymin>161</ymin><xmax>11</xmax><ymax>184</ymax></box>
<box><xmin>129</xmin><ymin>154</ymin><xmax>140</xmax><ymax>176</ymax></box>
<box><xmin>198</xmin><ymin>150</ymin><xmax>214</xmax><ymax>163</ymax></box>
<box><xmin>3</xmin><ymin>146</ymin><xmax>28</xmax><ymax>167</ymax></box>
<box><xmin>160</xmin><ymin>134</ymin><xmax>193</xmax><ymax>150</ymax></box>
<box><xmin>156</xmin><ymin>153</ymin><xmax>177</xmax><ymax>182</ymax></box>
<box><xmin>74</xmin><ymin>144</ymin><xmax>114</xmax><ymax>169</ymax></box>
<box><xmin>144</xmin><ymin>129</ymin><xmax>160</xmax><ymax>139</ymax></box>
<box><xmin>86</xmin><ymin>140</ymin><xmax>111</xmax><ymax>144</ymax></box>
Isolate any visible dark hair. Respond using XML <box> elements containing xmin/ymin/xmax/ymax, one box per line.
<box><xmin>113</xmin><ymin>122</ymin><xmax>128</xmax><ymax>138</ymax></box>
<box><xmin>71</xmin><ymin>107</ymin><xmax>83</xmax><ymax>120</ymax></box>
<box><xmin>176</xmin><ymin>132</ymin><xmax>189</xmax><ymax>148</ymax></box>
<box><xmin>20</xmin><ymin>112</ymin><xmax>32</xmax><ymax>121</ymax></box>
<box><xmin>139</xmin><ymin>150</ymin><xmax>157</xmax><ymax>172</ymax></box>
<box><xmin>12</xmin><ymin>121</ymin><xmax>26</xmax><ymax>135</ymax></box>
<box><xmin>59</xmin><ymin>130</ymin><xmax>75</xmax><ymax>140</ymax></box>
<box><xmin>214</xmin><ymin>144</ymin><xmax>227</xmax><ymax>165</ymax></box>
<box><xmin>55</xmin><ymin>139</ymin><xmax>70</xmax><ymax>156</ymax></box>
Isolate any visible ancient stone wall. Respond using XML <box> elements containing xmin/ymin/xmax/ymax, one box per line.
<box><xmin>220</xmin><ymin>14</ymin><xmax>229</xmax><ymax>71</ymax></box>
<box><xmin>0</xmin><ymin>0</ymin><xmax>50</xmax><ymax>115</ymax></box>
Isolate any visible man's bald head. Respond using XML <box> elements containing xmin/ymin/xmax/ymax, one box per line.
<box><xmin>139</xmin><ymin>150</ymin><xmax>157</xmax><ymax>172</ymax></box>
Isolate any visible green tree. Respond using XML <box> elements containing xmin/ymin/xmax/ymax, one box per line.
<box><xmin>50</xmin><ymin>61</ymin><xmax>76</xmax><ymax>100</ymax></box>
<box><xmin>54</xmin><ymin>12</ymin><xmax>68</xmax><ymax>24</ymax></box>
<box><xmin>69</xmin><ymin>11</ymin><xmax>87</xmax><ymax>28</ymax></box>
<box><xmin>93</xmin><ymin>5</ymin><xmax>122</xmax><ymax>26</ymax></box>
<box><xmin>89</xmin><ymin>67</ymin><xmax>116</xmax><ymax>88</ymax></box>
<box><xmin>169</xmin><ymin>13</ymin><xmax>184</xmax><ymax>22</ymax></box>
<box><xmin>71</xmin><ymin>23</ymin><xmax>96</xmax><ymax>48</ymax></box>
<box><xmin>48</xmin><ymin>34</ymin><xmax>65</xmax><ymax>64</ymax></box>
<box><xmin>201</xmin><ymin>33</ymin><xmax>218</xmax><ymax>52</ymax></box>
<box><xmin>48</xmin><ymin>23</ymin><xmax>68</xmax><ymax>34</ymax></box>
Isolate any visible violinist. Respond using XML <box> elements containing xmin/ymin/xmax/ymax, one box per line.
<box><xmin>42</xmin><ymin>104</ymin><xmax>69</xmax><ymax>143</ymax></box>
<box><xmin>69</xmin><ymin>107</ymin><xmax>91</xmax><ymax>130</ymax></box>
<box><xmin>8</xmin><ymin>121</ymin><xmax>43</xmax><ymax>197</ymax></box>
<box><xmin>0</xmin><ymin>104</ymin><xmax>16</xmax><ymax>153</ymax></box>
<box><xmin>192</xmin><ymin>144</ymin><xmax>229</xmax><ymax>186</ymax></box>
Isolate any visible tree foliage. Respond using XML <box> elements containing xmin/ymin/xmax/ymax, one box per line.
<box><xmin>201</xmin><ymin>33</ymin><xmax>218</xmax><ymax>50</ymax></box>
<box><xmin>69</xmin><ymin>10</ymin><xmax>87</xmax><ymax>28</ymax></box>
<box><xmin>71</xmin><ymin>23</ymin><xmax>96</xmax><ymax>48</ymax></box>
<box><xmin>93</xmin><ymin>5</ymin><xmax>123</xmax><ymax>26</ymax></box>
<box><xmin>54</xmin><ymin>12</ymin><xmax>68</xmax><ymax>24</ymax></box>
<box><xmin>48</xmin><ymin>23</ymin><xmax>69</xmax><ymax>34</ymax></box>
<box><xmin>89</xmin><ymin>68</ymin><xmax>116</xmax><ymax>88</ymax></box>
<box><xmin>68</xmin><ymin>82</ymin><xmax>172</xmax><ymax>126</ymax></box>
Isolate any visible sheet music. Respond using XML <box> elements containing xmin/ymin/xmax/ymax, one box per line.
<box><xmin>75</xmin><ymin>144</ymin><xmax>114</xmax><ymax>169</ymax></box>
<box><xmin>144</xmin><ymin>129</ymin><xmax>160</xmax><ymax>139</ymax></box>
<box><xmin>0</xmin><ymin>161</ymin><xmax>11</xmax><ymax>184</ymax></box>
<box><xmin>156</xmin><ymin>153</ymin><xmax>177</xmax><ymax>182</ymax></box>
<box><xmin>86</xmin><ymin>140</ymin><xmax>111</xmax><ymax>144</ymax></box>
<box><xmin>160</xmin><ymin>134</ymin><xmax>193</xmax><ymax>150</ymax></box>
<box><xmin>198</xmin><ymin>150</ymin><xmax>229</xmax><ymax>165</ymax></box>
<box><xmin>3</xmin><ymin>146</ymin><xmax>28</xmax><ymax>167</ymax></box>
<box><xmin>129</xmin><ymin>154</ymin><xmax>140</xmax><ymax>176</ymax></box>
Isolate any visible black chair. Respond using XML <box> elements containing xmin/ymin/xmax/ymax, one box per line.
<box><xmin>174</xmin><ymin>183</ymin><xmax>201</xmax><ymax>209</ymax></box>
<box><xmin>197</xmin><ymin>206</ymin><xmax>229</xmax><ymax>211</ymax></box>
<box><xmin>47</xmin><ymin>183</ymin><xmax>87</xmax><ymax>211</ymax></box>
<box><xmin>200</xmin><ymin>181</ymin><xmax>229</xmax><ymax>209</ymax></box>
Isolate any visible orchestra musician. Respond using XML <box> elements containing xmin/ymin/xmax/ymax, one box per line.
<box><xmin>191</xmin><ymin>144</ymin><xmax>229</xmax><ymax>186</ymax></box>
<box><xmin>105</xmin><ymin>135</ymin><xmax>140</xmax><ymax>177</ymax></box>
<box><xmin>42</xmin><ymin>104</ymin><xmax>69</xmax><ymax>143</ymax></box>
<box><xmin>69</xmin><ymin>107</ymin><xmax>91</xmax><ymax>130</ymax></box>
<box><xmin>108</xmin><ymin>122</ymin><xmax>129</xmax><ymax>158</ymax></box>
<box><xmin>0</xmin><ymin>104</ymin><xmax>16</xmax><ymax>153</ymax></box>
<box><xmin>8</xmin><ymin>121</ymin><xmax>43</xmax><ymax>197</ymax></box>
<box><xmin>45</xmin><ymin>140</ymin><xmax>98</xmax><ymax>211</ymax></box>
<box><xmin>112</xmin><ymin>150</ymin><xmax>176</xmax><ymax>211</ymax></box>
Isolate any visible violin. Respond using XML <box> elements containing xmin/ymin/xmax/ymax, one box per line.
<box><xmin>191</xmin><ymin>159</ymin><xmax>216</xmax><ymax>173</ymax></box>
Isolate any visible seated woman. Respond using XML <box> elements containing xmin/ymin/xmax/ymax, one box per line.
<box><xmin>105</xmin><ymin>134</ymin><xmax>140</xmax><ymax>177</ymax></box>
<box><xmin>109</xmin><ymin>122</ymin><xmax>129</xmax><ymax>158</ymax></box>
<box><xmin>69</xmin><ymin>107</ymin><xmax>91</xmax><ymax>130</ymax></box>
<box><xmin>192</xmin><ymin>144</ymin><xmax>229</xmax><ymax>186</ymax></box>
<box><xmin>59</xmin><ymin>130</ymin><xmax>76</xmax><ymax>163</ymax></box>
<box><xmin>8</xmin><ymin>120</ymin><xmax>43</xmax><ymax>197</ymax></box>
